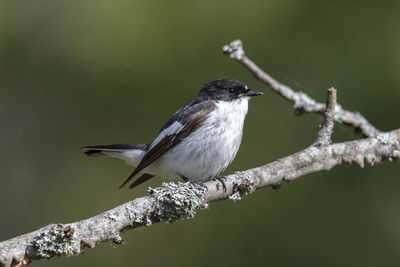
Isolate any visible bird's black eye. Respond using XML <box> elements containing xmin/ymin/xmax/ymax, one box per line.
<box><xmin>228</xmin><ymin>88</ymin><xmax>235</xmax><ymax>93</ymax></box>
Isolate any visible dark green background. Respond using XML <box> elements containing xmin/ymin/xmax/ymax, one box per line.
<box><xmin>1</xmin><ymin>0</ymin><xmax>400</xmax><ymax>266</ymax></box>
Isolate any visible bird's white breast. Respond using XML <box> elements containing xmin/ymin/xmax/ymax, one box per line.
<box><xmin>150</xmin><ymin>97</ymin><xmax>250</xmax><ymax>181</ymax></box>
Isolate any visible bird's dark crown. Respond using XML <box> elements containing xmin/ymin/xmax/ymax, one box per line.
<box><xmin>199</xmin><ymin>78</ymin><xmax>251</xmax><ymax>101</ymax></box>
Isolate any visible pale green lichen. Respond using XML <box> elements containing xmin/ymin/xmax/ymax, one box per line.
<box><xmin>148</xmin><ymin>182</ymin><xmax>208</xmax><ymax>223</ymax></box>
<box><xmin>108</xmin><ymin>213</ymin><xmax>118</xmax><ymax>222</ymax></box>
<box><xmin>126</xmin><ymin>207</ymin><xmax>153</xmax><ymax>227</ymax></box>
<box><xmin>30</xmin><ymin>224</ymin><xmax>74</xmax><ymax>258</ymax></box>
<box><xmin>229</xmin><ymin>173</ymin><xmax>256</xmax><ymax>202</ymax></box>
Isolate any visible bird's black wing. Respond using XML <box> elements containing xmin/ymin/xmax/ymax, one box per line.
<box><xmin>119</xmin><ymin>99</ymin><xmax>216</xmax><ymax>189</ymax></box>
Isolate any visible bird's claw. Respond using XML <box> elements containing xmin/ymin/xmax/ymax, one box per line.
<box><xmin>212</xmin><ymin>176</ymin><xmax>227</xmax><ymax>192</ymax></box>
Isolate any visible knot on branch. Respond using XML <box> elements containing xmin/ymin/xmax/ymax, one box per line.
<box><xmin>148</xmin><ymin>182</ymin><xmax>208</xmax><ymax>223</ymax></box>
<box><xmin>223</xmin><ymin>39</ymin><xmax>245</xmax><ymax>60</ymax></box>
<box><xmin>29</xmin><ymin>224</ymin><xmax>74</xmax><ymax>258</ymax></box>
<box><xmin>229</xmin><ymin>173</ymin><xmax>256</xmax><ymax>201</ymax></box>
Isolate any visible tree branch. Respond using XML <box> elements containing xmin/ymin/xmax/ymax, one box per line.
<box><xmin>315</xmin><ymin>87</ymin><xmax>336</xmax><ymax>146</ymax></box>
<box><xmin>1</xmin><ymin>41</ymin><xmax>399</xmax><ymax>267</ymax></box>
<box><xmin>222</xmin><ymin>40</ymin><xmax>380</xmax><ymax>137</ymax></box>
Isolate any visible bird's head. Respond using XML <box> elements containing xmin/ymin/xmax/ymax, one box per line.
<box><xmin>199</xmin><ymin>78</ymin><xmax>263</xmax><ymax>101</ymax></box>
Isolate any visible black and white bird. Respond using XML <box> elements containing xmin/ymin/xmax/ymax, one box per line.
<box><xmin>82</xmin><ymin>78</ymin><xmax>262</xmax><ymax>189</ymax></box>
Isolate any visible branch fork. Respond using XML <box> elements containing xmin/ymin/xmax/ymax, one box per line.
<box><xmin>1</xmin><ymin>40</ymin><xmax>399</xmax><ymax>267</ymax></box>
<box><xmin>223</xmin><ymin>39</ymin><xmax>380</xmax><ymax>137</ymax></box>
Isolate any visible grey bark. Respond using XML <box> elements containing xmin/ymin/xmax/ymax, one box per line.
<box><xmin>223</xmin><ymin>40</ymin><xmax>380</xmax><ymax>137</ymax></box>
<box><xmin>315</xmin><ymin>87</ymin><xmax>336</xmax><ymax>146</ymax></box>
<box><xmin>1</xmin><ymin>40</ymin><xmax>399</xmax><ymax>267</ymax></box>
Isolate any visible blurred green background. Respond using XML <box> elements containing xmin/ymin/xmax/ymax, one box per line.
<box><xmin>1</xmin><ymin>0</ymin><xmax>400</xmax><ymax>266</ymax></box>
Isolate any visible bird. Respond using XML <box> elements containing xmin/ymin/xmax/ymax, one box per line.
<box><xmin>82</xmin><ymin>78</ymin><xmax>263</xmax><ymax>189</ymax></box>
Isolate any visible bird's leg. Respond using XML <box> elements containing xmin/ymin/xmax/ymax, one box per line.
<box><xmin>212</xmin><ymin>176</ymin><xmax>227</xmax><ymax>192</ymax></box>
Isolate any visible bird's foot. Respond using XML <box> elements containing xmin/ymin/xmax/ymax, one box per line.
<box><xmin>212</xmin><ymin>176</ymin><xmax>227</xmax><ymax>192</ymax></box>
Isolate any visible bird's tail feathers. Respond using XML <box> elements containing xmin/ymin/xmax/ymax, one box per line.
<box><xmin>82</xmin><ymin>143</ymin><xmax>148</xmax><ymax>157</ymax></box>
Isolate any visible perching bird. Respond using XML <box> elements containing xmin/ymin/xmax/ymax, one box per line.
<box><xmin>82</xmin><ymin>78</ymin><xmax>262</xmax><ymax>189</ymax></box>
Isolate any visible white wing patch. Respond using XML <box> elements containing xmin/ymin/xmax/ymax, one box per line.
<box><xmin>148</xmin><ymin>121</ymin><xmax>185</xmax><ymax>151</ymax></box>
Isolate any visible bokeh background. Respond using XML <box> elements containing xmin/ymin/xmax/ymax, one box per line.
<box><xmin>1</xmin><ymin>0</ymin><xmax>400</xmax><ymax>266</ymax></box>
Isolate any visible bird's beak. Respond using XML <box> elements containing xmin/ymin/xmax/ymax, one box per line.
<box><xmin>246</xmin><ymin>89</ymin><xmax>263</xmax><ymax>97</ymax></box>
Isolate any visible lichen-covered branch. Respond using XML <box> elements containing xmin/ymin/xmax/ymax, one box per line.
<box><xmin>1</xmin><ymin>128</ymin><xmax>399</xmax><ymax>267</ymax></box>
<box><xmin>223</xmin><ymin>40</ymin><xmax>380</xmax><ymax>137</ymax></box>
<box><xmin>1</xmin><ymin>41</ymin><xmax>399</xmax><ymax>267</ymax></box>
<box><xmin>0</xmin><ymin>183</ymin><xmax>208</xmax><ymax>267</ymax></box>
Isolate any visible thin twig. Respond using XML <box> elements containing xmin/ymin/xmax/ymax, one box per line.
<box><xmin>315</xmin><ymin>87</ymin><xmax>337</xmax><ymax>146</ymax></box>
<box><xmin>223</xmin><ymin>40</ymin><xmax>380</xmax><ymax>137</ymax></box>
